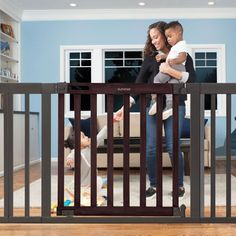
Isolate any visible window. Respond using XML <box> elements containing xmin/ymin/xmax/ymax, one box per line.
<box><xmin>104</xmin><ymin>50</ymin><xmax>143</xmax><ymax>112</ymax></box>
<box><xmin>69</xmin><ymin>51</ymin><xmax>92</xmax><ymax>111</ymax></box>
<box><xmin>187</xmin><ymin>44</ymin><xmax>226</xmax><ymax>117</ymax></box>
<box><xmin>195</xmin><ymin>51</ymin><xmax>217</xmax><ymax>110</ymax></box>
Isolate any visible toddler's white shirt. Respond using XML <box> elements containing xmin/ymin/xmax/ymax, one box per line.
<box><xmin>167</xmin><ymin>40</ymin><xmax>187</xmax><ymax>65</ymax></box>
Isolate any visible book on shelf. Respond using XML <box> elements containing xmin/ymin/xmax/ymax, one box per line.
<box><xmin>1</xmin><ymin>23</ymin><xmax>15</xmax><ymax>38</ymax></box>
<box><xmin>0</xmin><ymin>41</ymin><xmax>10</xmax><ymax>55</ymax></box>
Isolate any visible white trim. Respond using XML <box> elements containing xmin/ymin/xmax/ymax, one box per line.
<box><xmin>217</xmin><ymin>156</ymin><xmax>236</xmax><ymax>160</ymax></box>
<box><xmin>0</xmin><ymin>0</ymin><xmax>22</xmax><ymax>21</ymax></box>
<box><xmin>0</xmin><ymin>159</ymin><xmax>40</xmax><ymax>177</ymax></box>
<box><xmin>61</xmin><ymin>44</ymin><xmax>144</xmax><ymax>50</ymax></box>
<box><xmin>22</xmin><ymin>8</ymin><xmax>236</xmax><ymax>21</ymax></box>
<box><xmin>92</xmin><ymin>48</ymin><xmax>103</xmax><ymax>115</ymax></box>
<box><xmin>186</xmin><ymin>44</ymin><xmax>226</xmax><ymax>117</ymax></box>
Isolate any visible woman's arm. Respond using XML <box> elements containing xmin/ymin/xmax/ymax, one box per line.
<box><xmin>160</xmin><ymin>54</ymin><xmax>195</xmax><ymax>83</ymax></box>
<box><xmin>158</xmin><ymin>54</ymin><xmax>195</xmax><ymax>105</ymax></box>
<box><xmin>159</xmin><ymin>62</ymin><xmax>184</xmax><ymax>80</ymax></box>
<box><xmin>113</xmin><ymin>56</ymin><xmax>156</xmax><ymax>121</ymax></box>
<box><xmin>113</xmin><ymin>97</ymin><xmax>135</xmax><ymax>121</ymax></box>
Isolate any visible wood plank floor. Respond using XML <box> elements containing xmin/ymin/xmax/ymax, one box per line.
<box><xmin>0</xmin><ymin>160</ymin><xmax>236</xmax><ymax>235</ymax></box>
<box><xmin>0</xmin><ymin>223</ymin><xmax>236</xmax><ymax>236</ymax></box>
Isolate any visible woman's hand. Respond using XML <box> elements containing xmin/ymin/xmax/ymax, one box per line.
<box><xmin>113</xmin><ymin>107</ymin><xmax>124</xmax><ymax>122</ymax></box>
<box><xmin>159</xmin><ymin>62</ymin><xmax>171</xmax><ymax>74</ymax></box>
<box><xmin>155</xmin><ymin>53</ymin><xmax>167</xmax><ymax>62</ymax></box>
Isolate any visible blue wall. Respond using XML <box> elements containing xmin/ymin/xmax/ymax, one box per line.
<box><xmin>21</xmin><ymin>19</ymin><xmax>236</xmax><ymax>157</ymax></box>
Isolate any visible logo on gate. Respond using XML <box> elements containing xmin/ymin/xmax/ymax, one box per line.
<box><xmin>117</xmin><ymin>87</ymin><xmax>131</xmax><ymax>91</ymax></box>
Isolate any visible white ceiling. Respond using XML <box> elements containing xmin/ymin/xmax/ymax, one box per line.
<box><xmin>8</xmin><ymin>0</ymin><xmax>236</xmax><ymax>11</ymax></box>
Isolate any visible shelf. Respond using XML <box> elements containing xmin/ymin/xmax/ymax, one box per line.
<box><xmin>0</xmin><ymin>8</ymin><xmax>20</xmax><ymax>110</ymax></box>
<box><xmin>0</xmin><ymin>75</ymin><xmax>18</xmax><ymax>83</ymax></box>
<box><xmin>0</xmin><ymin>31</ymin><xmax>18</xmax><ymax>43</ymax></box>
<box><xmin>0</xmin><ymin>53</ymin><xmax>19</xmax><ymax>63</ymax></box>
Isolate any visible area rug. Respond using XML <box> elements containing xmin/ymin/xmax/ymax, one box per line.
<box><xmin>0</xmin><ymin>174</ymin><xmax>235</xmax><ymax>208</ymax></box>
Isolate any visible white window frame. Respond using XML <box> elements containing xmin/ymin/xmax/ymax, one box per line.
<box><xmin>186</xmin><ymin>44</ymin><xmax>226</xmax><ymax>117</ymax></box>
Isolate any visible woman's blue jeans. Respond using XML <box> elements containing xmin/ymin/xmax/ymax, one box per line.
<box><xmin>146</xmin><ymin>104</ymin><xmax>186</xmax><ymax>188</ymax></box>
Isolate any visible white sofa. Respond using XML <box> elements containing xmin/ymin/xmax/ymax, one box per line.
<box><xmin>64</xmin><ymin>113</ymin><xmax>211</xmax><ymax>169</ymax></box>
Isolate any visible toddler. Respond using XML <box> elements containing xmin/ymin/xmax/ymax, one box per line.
<box><xmin>65</xmin><ymin>126</ymin><xmax>107</xmax><ymax>187</ymax></box>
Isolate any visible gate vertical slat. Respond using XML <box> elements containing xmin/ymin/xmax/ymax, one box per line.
<box><xmin>190</xmin><ymin>85</ymin><xmax>205</xmax><ymax>218</ymax></box>
<box><xmin>90</xmin><ymin>94</ymin><xmax>97</xmax><ymax>207</ymax></box>
<box><xmin>24</xmin><ymin>93</ymin><xmax>30</xmax><ymax>216</ymax></box>
<box><xmin>123</xmin><ymin>95</ymin><xmax>130</xmax><ymax>207</ymax></box>
<box><xmin>226</xmin><ymin>94</ymin><xmax>232</xmax><ymax>217</ymax></box>
<box><xmin>3</xmin><ymin>90</ymin><xmax>14</xmax><ymax>218</ymax></box>
<box><xmin>74</xmin><ymin>94</ymin><xmax>81</xmax><ymax>207</ymax></box>
<box><xmin>41</xmin><ymin>93</ymin><xmax>51</xmax><ymax>217</ymax></box>
<box><xmin>156</xmin><ymin>94</ymin><xmax>163</xmax><ymax>207</ymax></box>
<box><xmin>140</xmin><ymin>94</ymin><xmax>146</xmax><ymax>207</ymax></box>
<box><xmin>58</xmin><ymin>93</ymin><xmax>65</xmax><ymax>213</ymax></box>
<box><xmin>172</xmin><ymin>94</ymin><xmax>179</xmax><ymax>208</ymax></box>
<box><xmin>107</xmin><ymin>94</ymin><xmax>114</xmax><ymax>207</ymax></box>
<box><xmin>210</xmin><ymin>94</ymin><xmax>216</xmax><ymax>217</ymax></box>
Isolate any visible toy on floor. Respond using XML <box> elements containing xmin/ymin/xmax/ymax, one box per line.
<box><xmin>51</xmin><ymin>198</ymin><xmax>74</xmax><ymax>213</ymax></box>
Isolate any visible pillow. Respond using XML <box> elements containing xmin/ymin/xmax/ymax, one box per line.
<box><xmin>181</xmin><ymin>118</ymin><xmax>208</xmax><ymax>138</ymax></box>
<box><xmin>69</xmin><ymin>118</ymin><xmax>91</xmax><ymax>137</ymax></box>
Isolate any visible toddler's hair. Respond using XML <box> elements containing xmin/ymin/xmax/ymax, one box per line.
<box><xmin>165</xmin><ymin>21</ymin><xmax>183</xmax><ymax>33</ymax></box>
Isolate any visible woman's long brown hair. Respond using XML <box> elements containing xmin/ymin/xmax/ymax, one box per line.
<box><xmin>143</xmin><ymin>21</ymin><xmax>170</xmax><ymax>56</ymax></box>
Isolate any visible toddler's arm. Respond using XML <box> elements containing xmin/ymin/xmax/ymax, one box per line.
<box><xmin>168</xmin><ymin>52</ymin><xmax>187</xmax><ymax>66</ymax></box>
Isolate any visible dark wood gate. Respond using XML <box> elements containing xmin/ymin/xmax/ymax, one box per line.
<box><xmin>57</xmin><ymin>83</ymin><xmax>182</xmax><ymax>217</ymax></box>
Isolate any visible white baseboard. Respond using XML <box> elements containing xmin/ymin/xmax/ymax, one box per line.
<box><xmin>51</xmin><ymin>157</ymin><xmax>58</xmax><ymax>162</ymax></box>
<box><xmin>0</xmin><ymin>159</ymin><xmax>41</xmax><ymax>177</ymax></box>
<box><xmin>216</xmin><ymin>156</ymin><xmax>236</xmax><ymax>160</ymax></box>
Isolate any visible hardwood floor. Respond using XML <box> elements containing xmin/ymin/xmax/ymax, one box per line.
<box><xmin>0</xmin><ymin>160</ymin><xmax>236</xmax><ymax>235</ymax></box>
<box><xmin>0</xmin><ymin>223</ymin><xmax>236</xmax><ymax>236</ymax></box>
<box><xmin>1</xmin><ymin>160</ymin><xmax>235</xmax><ymax>198</ymax></box>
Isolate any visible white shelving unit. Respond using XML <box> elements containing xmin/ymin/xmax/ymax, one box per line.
<box><xmin>0</xmin><ymin>8</ymin><xmax>20</xmax><ymax>109</ymax></box>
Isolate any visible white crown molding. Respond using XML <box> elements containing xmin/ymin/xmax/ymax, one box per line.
<box><xmin>0</xmin><ymin>0</ymin><xmax>22</xmax><ymax>21</ymax></box>
<box><xmin>22</xmin><ymin>8</ymin><xmax>236</xmax><ymax>21</ymax></box>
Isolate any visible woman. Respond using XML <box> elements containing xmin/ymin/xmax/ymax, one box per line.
<box><xmin>114</xmin><ymin>21</ymin><xmax>195</xmax><ymax>198</ymax></box>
